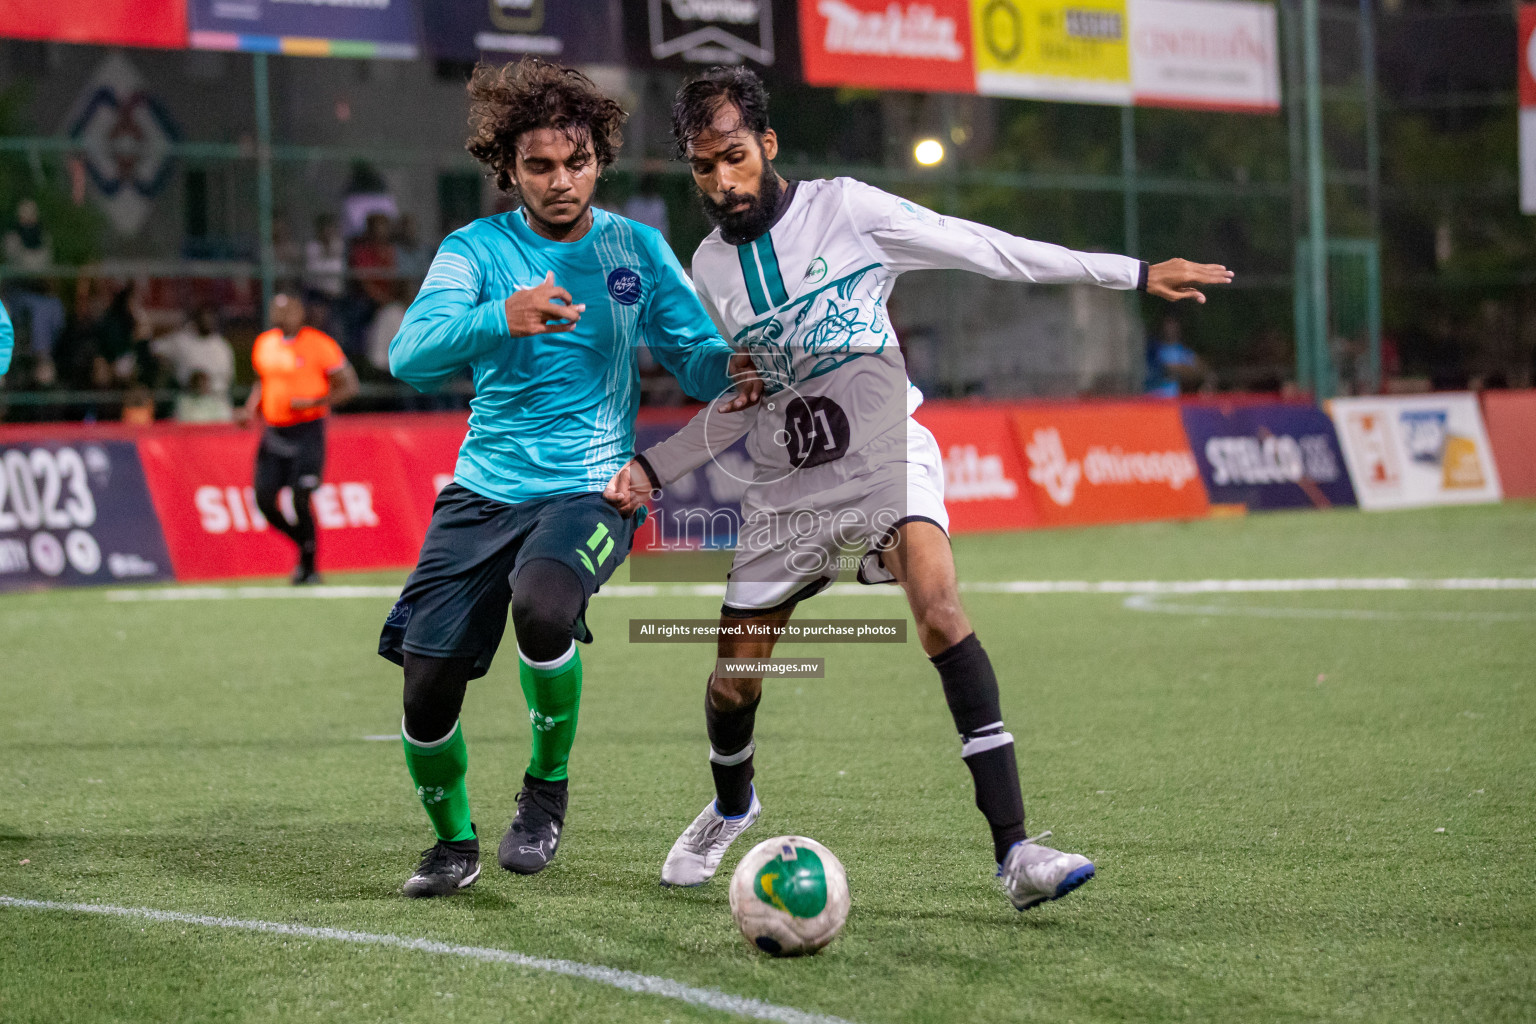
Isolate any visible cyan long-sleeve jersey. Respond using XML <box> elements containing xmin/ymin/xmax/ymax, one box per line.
<box><xmin>390</xmin><ymin>208</ymin><xmax>735</xmax><ymax>504</ymax></box>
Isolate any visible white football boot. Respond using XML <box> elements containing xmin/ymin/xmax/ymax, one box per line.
<box><xmin>998</xmin><ymin>831</ymin><xmax>1096</xmax><ymax>910</ymax></box>
<box><xmin>660</xmin><ymin>787</ymin><xmax>762</xmax><ymax>887</ymax></box>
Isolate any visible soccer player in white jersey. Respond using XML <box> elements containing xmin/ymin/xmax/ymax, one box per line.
<box><xmin>605</xmin><ymin>68</ymin><xmax>1232</xmax><ymax>910</ymax></box>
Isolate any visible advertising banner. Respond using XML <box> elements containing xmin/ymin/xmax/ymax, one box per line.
<box><xmin>972</xmin><ymin>0</ymin><xmax>1133</xmax><ymax>104</ymax></box>
<box><xmin>1329</xmin><ymin>394</ymin><xmax>1503</xmax><ymax>511</ymax></box>
<box><xmin>0</xmin><ymin>1</ymin><xmax>186</xmax><ymax>49</ymax></box>
<box><xmin>1128</xmin><ymin>0</ymin><xmax>1279</xmax><ymax>112</ymax></box>
<box><xmin>189</xmin><ymin>0</ymin><xmax>420</xmax><ymax>58</ymax></box>
<box><xmin>1180</xmin><ymin>402</ymin><xmax>1355</xmax><ymax>511</ymax></box>
<box><xmin>914</xmin><ymin>403</ymin><xmax>1039</xmax><ymax>531</ymax></box>
<box><xmin>630</xmin><ymin>0</ymin><xmax>784</xmax><ymax>70</ymax></box>
<box><xmin>1009</xmin><ymin>401</ymin><xmax>1208</xmax><ymax>526</ymax></box>
<box><xmin>422</xmin><ymin>0</ymin><xmax>623</xmax><ymax>64</ymax></box>
<box><xmin>1480</xmin><ymin>389</ymin><xmax>1536</xmax><ymax>499</ymax></box>
<box><xmin>136</xmin><ymin>423</ymin><xmax>427</xmax><ymax>580</ymax></box>
<box><xmin>632</xmin><ymin>415</ymin><xmax>751</xmax><ymax>553</ymax></box>
<box><xmin>799</xmin><ymin>0</ymin><xmax>976</xmax><ymax>93</ymax></box>
<box><xmin>0</xmin><ymin>440</ymin><xmax>173</xmax><ymax>592</ymax></box>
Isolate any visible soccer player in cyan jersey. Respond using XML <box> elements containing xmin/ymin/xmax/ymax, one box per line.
<box><xmin>606</xmin><ymin>67</ymin><xmax>1231</xmax><ymax>910</ymax></box>
<box><xmin>379</xmin><ymin>59</ymin><xmax>760</xmax><ymax>897</ymax></box>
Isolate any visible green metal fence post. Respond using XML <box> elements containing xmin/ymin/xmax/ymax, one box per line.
<box><xmin>1301</xmin><ymin>0</ymin><xmax>1331</xmax><ymax>399</ymax></box>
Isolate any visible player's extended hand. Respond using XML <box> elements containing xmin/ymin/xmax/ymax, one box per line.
<box><xmin>504</xmin><ymin>271</ymin><xmax>586</xmax><ymax>336</ymax></box>
<box><xmin>717</xmin><ymin>352</ymin><xmax>763</xmax><ymax>412</ymax></box>
<box><xmin>602</xmin><ymin>459</ymin><xmax>654</xmax><ymax>516</ymax></box>
<box><xmin>1146</xmin><ymin>259</ymin><xmax>1234</xmax><ymax>304</ymax></box>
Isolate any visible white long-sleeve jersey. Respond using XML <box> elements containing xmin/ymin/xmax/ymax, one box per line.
<box><xmin>639</xmin><ymin>177</ymin><xmax>1145</xmax><ymax>498</ymax></box>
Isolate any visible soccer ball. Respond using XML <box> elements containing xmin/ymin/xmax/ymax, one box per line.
<box><xmin>729</xmin><ymin>835</ymin><xmax>849</xmax><ymax>956</ymax></box>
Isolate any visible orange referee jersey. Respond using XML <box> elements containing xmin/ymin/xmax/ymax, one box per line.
<box><xmin>251</xmin><ymin>326</ymin><xmax>346</xmax><ymax>427</ymax></box>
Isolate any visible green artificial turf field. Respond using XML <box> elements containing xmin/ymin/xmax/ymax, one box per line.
<box><xmin>2</xmin><ymin>503</ymin><xmax>1534</xmax><ymax>1023</ymax></box>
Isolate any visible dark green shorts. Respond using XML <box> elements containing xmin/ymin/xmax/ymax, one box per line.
<box><xmin>378</xmin><ymin>483</ymin><xmax>639</xmax><ymax>679</ymax></box>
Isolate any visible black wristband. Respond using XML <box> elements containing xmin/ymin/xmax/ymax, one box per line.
<box><xmin>1137</xmin><ymin>260</ymin><xmax>1149</xmax><ymax>292</ymax></box>
<box><xmin>633</xmin><ymin>451</ymin><xmax>662</xmax><ymax>493</ymax></box>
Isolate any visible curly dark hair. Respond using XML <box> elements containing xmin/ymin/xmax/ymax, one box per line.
<box><xmin>670</xmin><ymin>65</ymin><xmax>771</xmax><ymax>159</ymax></box>
<box><xmin>465</xmin><ymin>58</ymin><xmax>626</xmax><ymax>194</ymax></box>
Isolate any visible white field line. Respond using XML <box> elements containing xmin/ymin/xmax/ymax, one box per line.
<box><xmin>1121</xmin><ymin>593</ymin><xmax>1536</xmax><ymax>622</ymax></box>
<box><xmin>104</xmin><ymin>578</ymin><xmax>1536</xmax><ymax>603</ymax></box>
<box><xmin>0</xmin><ymin>896</ymin><xmax>858</xmax><ymax>1024</ymax></box>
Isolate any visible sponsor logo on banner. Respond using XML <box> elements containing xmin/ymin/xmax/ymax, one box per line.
<box><xmin>136</xmin><ymin>422</ymin><xmax>431</xmax><ymax>580</ymax></box>
<box><xmin>1129</xmin><ymin>0</ymin><xmax>1279</xmax><ymax>111</ymax></box>
<box><xmin>800</xmin><ymin>0</ymin><xmax>976</xmax><ymax>91</ymax></box>
<box><xmin>0</xmin><ymin>441</ymin><xmax>173</xmax><ymax>591</ymax></box>
<box><xmin>1330</xmin><ymin>394</ymin><xmax>1503</xmax><ymax>511</ymax></box>
<box><xmin>1180</xmin><ymin>403</ymin><xmax>1355</xmax><ymax>510</ymax></box>
<box><xmin>1023</xmin><ymin>427</ymin><xmax>1199</xmax><ymax>506</ymax></box>
<box><xmin>650</xmin><ymin>0</ymin><xmax>775</xmax><ymax>65</ymax></box>
<box><xmin>944</xmin><ymin>444</ymin><xmax>1019</xmax><ymax>501</ymax></box>
<box><xmin>914</xmin><ymin>404</ymin><xmax>1038</xmax><ymax>531</ymax></box>
<box><xmin>421</xmin><ymin>0</ymin><xmax>623</xmax><ymax>63</ymax></box>
<box><xmin>972</xmin><ymin>0</ymin><xmax>1134</xmax><ymax>104</ymax></box>
<box><xmin>1009</xmin><ymin>402</ymin><xmax>1208</xmax><ymax>525</ymax></box>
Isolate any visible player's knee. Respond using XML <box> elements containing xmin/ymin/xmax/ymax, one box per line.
<box><xmin>512</xmin><ymin>559</ymin><xmax>584</xmax><ymax>662</ymax></box>
<box><xmin>913</xmin><ymin>592</ymin><xmax>970</xmax><ymax>647</ymax></box>
<box><xmin>708</xmin><ymin>671</ymin><xmax>761</xmax><ymax>712</ymax></box>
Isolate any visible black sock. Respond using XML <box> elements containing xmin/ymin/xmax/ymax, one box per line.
<box><xmin>931</xmin><ymin>633</ymin><xmax>1027</xmax><ymax>863</ymax></box>
<box><xmin>705</xmin><ymin>689</ymin><xmax>759</xmax><ymax>817</ymax></box>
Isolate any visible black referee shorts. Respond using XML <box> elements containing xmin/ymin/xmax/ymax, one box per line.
<box><xmin>378</xmin><ymin>483</ymin><xmax>639</xmax><ymax>679</ymax></box>
<box><xmin>255</xmin><ymin>418</ymin><xmax>326</xmax><ymax>493</ymax></box>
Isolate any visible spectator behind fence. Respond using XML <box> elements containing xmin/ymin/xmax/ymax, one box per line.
<box><xmin>304</xmin><ymin>214</ymin><xmax>346</xmax><ymax>331</ymax></box>
<box><xmin>3</xmin><ymin>198</ymin><xmax>67</xmax><ymax>385</ymax></box>
<box><xmin>393</xmin><ymin>213</ymin><xmax>429</xmax><ymax>281</ymax></box>
<box><xmin>153</xmin><ymin>305</ymin><xmax>235</xmax><ymax>422</ymax></box>
<box><xmin>347</xmin><ymin>211</ymin><xmax>397</xmax><ymax>363</ymax></box>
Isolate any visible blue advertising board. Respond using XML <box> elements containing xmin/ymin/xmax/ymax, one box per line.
<box><xmin>189</xmin><ymin>0</ymin><xmax>421</xmax><ymax>58</ymax></box>
<box><xmin>634</xmin><ymin>420</ymin><xmax>747</xmax><ymax>551</ymax></box>
<box><xmin>0</xmin><ymin>441</ymin><xmax>174</xmax><ymax>591</ymax></box>
<box><xmin>1180</xmin><ymin>403</ymin><xmax>1357</xmax><ymax>510</ymax></box>
<box><xmin>421</xmin><ymin>0</ymin><xmax>623</xmax><ymax>64</ymax></box>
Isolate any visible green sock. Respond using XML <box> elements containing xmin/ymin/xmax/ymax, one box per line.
<box><xmin>401</xmin><ymin>719</ymin><xmax>475</xmax><ymax>842</ymax></box>
<box><xmin>518</xmin><ymin>643</ymin><xmax>583</xmax><ymax>782</ymax></box>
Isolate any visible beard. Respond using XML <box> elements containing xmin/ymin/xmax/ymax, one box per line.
<box><xmin>700</xmin><ymin>163</ymin><xmax>784</xmax><ymax>245</ymax></box>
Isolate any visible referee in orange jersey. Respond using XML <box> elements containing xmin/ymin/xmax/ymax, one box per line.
<box><xmin>240</xmin><ymin>291</ymin><xmax>359</xmax><ymax>584</ymax></box>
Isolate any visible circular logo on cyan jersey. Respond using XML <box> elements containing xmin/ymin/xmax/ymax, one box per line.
<box><xmin>607</xmin><ymin>267</ymin><xmax>641</xmax><ymax>305</ymax></box>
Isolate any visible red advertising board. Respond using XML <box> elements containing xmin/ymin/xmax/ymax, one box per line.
<box><xmin>799</xmin><ymin>0</ymin><xmax>976</xmax><ymax>93</ymax></box>
<box><xmin>1009</xmin><ymin>401</ymin><xmax>1209</xmax><ymax>527</ymax></box>
<box><xmin>135</xmin><ymin>418</ymin><xmax>450</xmax><ymax>580</ymax></box>
<box><xmin>0</xmin><ymin>0</ymin><xmax>187</xmax><ymax>49</ymax></box>
<box><xmin>1481</xmin><ymin>389</ymin><xmax>1536</xmax><ymax>499</ymax></box>
<box><xmin>914</xmin><ymin>403</ymin><xmax>1039</xmax><ymax>532</ymax></box>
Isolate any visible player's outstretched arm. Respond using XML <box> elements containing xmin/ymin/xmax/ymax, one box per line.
<box><xmin>1145</xmin><ymin>259</ymin><xmax>1234</xmax><ymax>304</ymax></box>
<box><xmin>602</xmin><ymin>398</ymin><xmax>755</xmax><ymax>515</ymax></box>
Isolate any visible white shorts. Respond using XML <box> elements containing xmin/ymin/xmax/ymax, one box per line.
<box><xmin>722</xmin><ymin>418</ymin><xmax>949</xmax><ymax>615</ymax></box>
